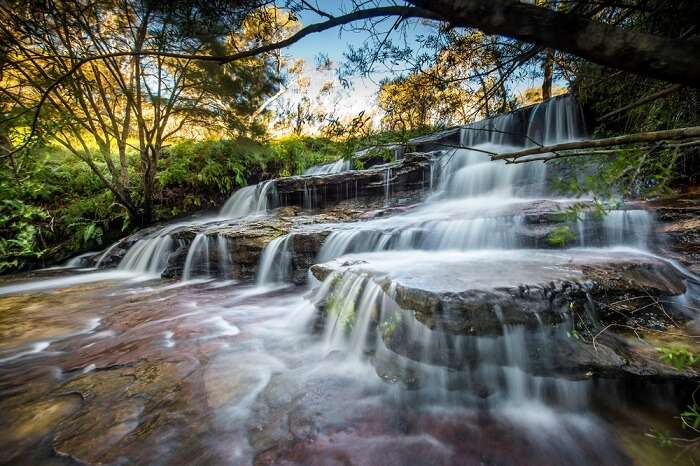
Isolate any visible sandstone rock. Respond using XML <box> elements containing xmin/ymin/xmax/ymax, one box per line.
<box><xmin>311</xmin><ymin>249</ymin><xmax>693</xmax><ymax>381</ymax></box>
<box><xmin>273</xmin><ymin>153</ymin><xmax>432</xmax><ymax>210</ymax></box>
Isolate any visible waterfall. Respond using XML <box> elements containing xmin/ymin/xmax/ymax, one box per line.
<box><xmin>304</xmin><ymin>158</ymin><xmax>352</xmax><ymax>175</ymax></box>
<box><xmin>313</xmin><ymin>267</ymin><xmax>590</xmax><ymax>409</ymax></box>
<box><xmin>182</xmin><ymin>233</ymin><xmax>211</xmax><ymax>280</ymax></box>
<box><xmin>180</xmin><ymin>233</ymin><xmax>235</xmax><ymax>280</ymax></box>
<box><xmin>118</xmin><ymin>235</ymin><xmax>173</xmax><ymax>274</ymax></box>
<box><xmin>256</xmin><ymin>234</ymin><xmax>294</xmax><ymax>285</ymax></box>
<box><xmin>219</xmin><ymin>180</ymin><xmax>276</xmax><ymax>218</ymax></box>
<box><xmin>216</xmin><ymin>234</ymin><xmax>233</xmax><ymax>280</ymax></box>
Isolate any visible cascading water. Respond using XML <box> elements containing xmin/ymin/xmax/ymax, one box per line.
<box><xmin>118</xmin><ymin>235</ymin><xmax>174</xmax><ymax>275</ymax></box>
<box><xmin>256</xmin><ymin>234</ymin><xmax>294</xmax><ymax>285</ymax></box>
<box><xmin>316</xmin><ymin>95</ymin><xmax>652</xmax><ymax>261</ymax></box>
<box><xmin>219</xmin><ymin>180</ymin><xmax>276</xmax><ymax>218</ymax></box>
<box><xmin>299</xmin><ymin>94</ymin><xmax>673</xmax><ymax>463</ymax></box>
<box><xmin>107</xmin><ymin>179</ymin><xmax>278</xmax><ymax>277</ymax></box>
<box><xmin>303</xmin><ymin>158</ymin><xmax>352</xmax><ymax>175</ymax></box>
<box><xmin>182</xmin><ymin>233</ymin><xmax>210</xmax><ymax>280</ymax></box>
<box><xmin>3</xmin><ymin>95</ymin><xmax>696</xmax><ymax>465</ymax></box>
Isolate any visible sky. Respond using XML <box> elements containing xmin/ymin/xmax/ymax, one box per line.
<box><xmin>273</xmin><ymin>2</ymin><xmax>551</xmax><ymax>132</ymax></box>
<box><xmin>283</xmin><ymin>5</ymin><xmax>393</xmax><ymax>123</ymax></box>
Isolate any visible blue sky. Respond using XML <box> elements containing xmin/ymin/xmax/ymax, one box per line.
<box><xmin>281</xmin><ymin>3</ymin><xmax>440</xmax><ymax>121</ymax></box>
<box><xmin>275</xmin><ymin>2</ymin><xmax>549</xmax><ymax>127</ymax></box>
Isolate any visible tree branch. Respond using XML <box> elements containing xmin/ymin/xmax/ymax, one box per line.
<box><xmin>491</xmin><ymin>126</ymin><xmax>700</xmax><ymax>161</ymax></box>
<box><xmin>3</xmin><ymin>5</ymin><xmax>437</xmax><ymax>158</ymax></box>
<box><xmin>408</xmin><ymin>0</ymin><xmax>700</xmax><ymax>87</ymax></box>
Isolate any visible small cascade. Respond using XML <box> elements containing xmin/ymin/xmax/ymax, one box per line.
<box><xmin>219</xmin><ymin>180</ymin><xmax>276</xmax><ymax>218</ymax></box>
<box><xmin>256</xmin><ymin>234</ymin><xmax>294</xmax><ymax>285</ymax></box>
<box><xmin>216</xmin><ymin>234</ymin><xmax>233</xmax><ymax>280</ymax></box>
<box><xmin>459</xmin><ymin>94</ymin><xmax>587</xmax><ymax>148</ymax></box>
<box><xmin>601</xmin><ymin>209</ymin><xmax>653</xmax><ymax>248</ymax></box>
<box><xmin>182</xmin><ymin>233</ymin><xmax>211</xmax><ymax>280</ymax></box>
<box><xmin>181</xmin><ymin>233</ymin><xmax>235</xmax><ymax>280</ymax></box>
<box><xmin>384</xmin><ymin>166</ymin><xmax>392</xmax><ymax>205</ymax></box>
<box><xmin>304</xmin><ymin>158</ymin><xmax>352</xmax><ymax>175</ymax></box>
<box><xmin>314</xmin><ymin>269</ymin><xmax>590</xmax><ymax>409</ymax></box>
<box><xmin>118</xmin><ymin>235</ymin><xmax>173</xmax><ymax>274</ymax></box>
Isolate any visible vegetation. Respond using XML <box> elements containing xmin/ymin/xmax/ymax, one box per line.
<box><xmin>1</xmin><ymin>0</ymin><xmax>697</xmax><ymax>270</ymax></box>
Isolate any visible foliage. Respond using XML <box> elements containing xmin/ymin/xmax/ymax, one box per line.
<box><xmin>0</xmin><ymin>199</ymin><xmax>49</xmax><ymax>272</ymax></box>
<box><xmin>1</xmin><ymin>0</ymin><xmax>281</xmax><ymax>225</ymax></box>
<box><xmin>560</xmin><ymin>0</ymin><xmax>700</xmax><ymax>199</ymax></box>
<box><xmin>681</xmin><ymin>403</ymin><xmax>700</xmax><ymax>432</ymax></box>
<box><xmin>656</xmin><ymin>346</ymin><xmax>699</xmax><ymax>371</ymax></box>
<box><xmin>0</xmin><ymin>128</ymin><xmax>414</xmax><ymax>272</ymax></box>
<box><xmin>546</xmin><ymin>226</ymin><xmax>577</xmax><ymax>248</ymax></box>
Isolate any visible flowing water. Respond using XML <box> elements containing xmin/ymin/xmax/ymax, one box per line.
<box><xmin>303</xmin><ymin>158</ymin><xmax>353</xmax><ymax>175</ymax></box>
<box><xmin>1</xmin><ymin>95</ymin><xmax>698</xmax><ymax>465</ymax></box>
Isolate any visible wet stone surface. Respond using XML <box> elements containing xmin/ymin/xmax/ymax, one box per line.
<box><xmin>0</xmin><ymin>272</ymin><xmax>698</xmax><ymax>466</ymax></box>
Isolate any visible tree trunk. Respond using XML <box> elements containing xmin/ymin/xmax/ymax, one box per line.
<box><xmin>408</xmin><ymin>0</ymin><xmax>700</xmax><ymax>87</ymax></box>
<box><xmin>542</xmin><ymin>49</ymin><xmax>553</xmax><ymax>100</ymax></box>
<box><xmin>140</xmin><ymin>147</ymin><xmax>156</xmax><ymax>226</ymax></box>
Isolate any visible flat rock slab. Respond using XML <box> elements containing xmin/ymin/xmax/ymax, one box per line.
<box><xmin>311</xmin><ymin>249</ymin><xmax>695</xmax><ymax>382</ymax></box>
<box><xmin>311</xmin><ymin>249</ymin><xmax>687</xmax><ymax>334</ymax></box>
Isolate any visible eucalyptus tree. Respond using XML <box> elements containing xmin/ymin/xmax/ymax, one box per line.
<box><xmin>1</xmin><ymin>0</ymin><xmax>278</xmax><ymax>225</ymax></box>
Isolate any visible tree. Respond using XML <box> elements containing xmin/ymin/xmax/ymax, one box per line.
<box><xmin>1</xmin><ymin>0</ymin><xmax>278</xmax><ymax>225</ymax></box>
<box><xmin>5</xmin><ymin>0</ymin><xmax>699</xmax><ymax>206</ymax></box>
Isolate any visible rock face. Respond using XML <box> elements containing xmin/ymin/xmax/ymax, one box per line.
<box><xmin>273</xmin><ymin>152</ymin><xmax>432</xmax><ymax>210</ymax></box>
<box><xmin>161</xmin><ymin>209</ymin><xmax>357</xmax><ymax>282</ymax></box>
<box><xmin>644</xmin><ymin>190</ymin><xmax>700</xmax><ymax>274</ymax></box>
<box><xmin>408</xmin><ymin>128</ymin><xmax>462</xmax><ymax>152</ymax></box>
<box><xmin>310</xmin><ymin>250</ymin><xmax>694</xmax><ymax>381</ymax></box>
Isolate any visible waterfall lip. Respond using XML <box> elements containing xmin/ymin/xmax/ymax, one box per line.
<box><xmin>303</xmin><ymin>158</ymin><xmax>353</xmax><ymax>176</ymax></box>
<box><xmin>312</xmin><ymin>247</ymin><xmax>675</xmax><ymax>294</ymax></box>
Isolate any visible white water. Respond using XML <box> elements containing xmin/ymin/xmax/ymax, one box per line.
<box><xmin>1</xmin><ymin>95</ymin><xmax>695</xmax><ymax>465</ymax></box>
<box><xmin>100</xmin><ymin>178</ymin><xmax>277</xmax><ymax>278</ymax></box>
<box><xmin>256</xmin><ymin>235</ymin><xmax>294</xmax><ymax>285</ymax></box>
<box><xmin>303</xmin><ymin>158</ymin><xmax>352</xmax><ymax>175</ymax></box>
<box><xmin>300</xmin><ymin>94</ymin><xmax>669</xmax><ymax>443</ymax></box>
<box><xmin>219</xmin><ymin>180</ymin><xmax>276</xmax><ymax>218</ymax></box>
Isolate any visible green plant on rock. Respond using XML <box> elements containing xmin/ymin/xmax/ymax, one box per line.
<box><xmin>380</xmin><ymin>314</ymin><xmax>400</xmax><ymax>338</ymax></box>
<box><xmin>547</xmin><ymin>225</ymin><xmax>577</xmax><ymax>247</ymax></box>
<box><xmin>681</xmin><ymin>403</ymin><xmax>700</xmax><ymax>432</ymax></box>
<box><xmin>656</xmin><ymin>346</ymin><xmax>699</xmax><ymax>370</ymax></box>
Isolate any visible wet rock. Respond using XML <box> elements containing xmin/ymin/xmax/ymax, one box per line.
<box><xmin>642</xmin><ymin>191</ymin><xmax>700</xmax><ymax>274</ymax></box>
<box><xmin>161</xmin><ymin>210</ymin><xmax>344</xmax><ymax>282</ymax></box>
<box><xmin>408</xmin><ymin>128</ymin><xmax>461</xmax><ymax>152</ymax></box>
<box><xmin>273</xmin><ymin>153</ymin><xmax>433</xmax><ymax>210</ymax></box>
<box><xmin>51</xmin><ymin>356</ymin><xmax>205</xmax><ymax>465</ymax></box>
<box><xmin>311</xmin><ymin>250</ymin><xmax>686</xmax><ymax>334</ymax></box>
<box><xmin>311</xmin><ymin>250</ymin><xmax>692</xmax><ymax>381</ymax></box>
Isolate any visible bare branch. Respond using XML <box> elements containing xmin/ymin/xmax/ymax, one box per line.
<box><xmin>494</xmin><ymin>128</ymin><xmax>700</xmax><ymax>162</ymax></box>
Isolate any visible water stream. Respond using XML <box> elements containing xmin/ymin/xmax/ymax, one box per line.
<box><xmin>1</xmin><ymin>95</ymin><xmax>697</xmax><ymax>465</ymax></box>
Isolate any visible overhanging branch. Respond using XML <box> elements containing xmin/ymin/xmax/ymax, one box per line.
<box><xmin>491</xmin><ymin>127</ymin><xmax>700</xmax><ymax>162</ymax></box>
<box><xmin>4</xmin><ymin>5</ymin><xmax>438</xmax><ymax>158</ymax></box>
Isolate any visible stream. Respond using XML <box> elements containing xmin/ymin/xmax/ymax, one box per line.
<box><xmin>1</xmin><ymin>95</ymin><xmax>699</xmax><ymax>465</ymax></box>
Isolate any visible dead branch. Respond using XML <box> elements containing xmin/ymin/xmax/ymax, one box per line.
<box><xmin>492</xmin><ymin>126</ymin><xmax>700</xmax><ymax>162</ymax></box>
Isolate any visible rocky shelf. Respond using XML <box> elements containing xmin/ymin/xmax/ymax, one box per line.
<box><xmin>311</xmin><ymin>249</ymin><xmax>697</xmax><ymax>381</ymax></box>
<box><xmin>273</xmin><ymin>152</ymin><xmax>432</xmax><ymax>209</ymax></box>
